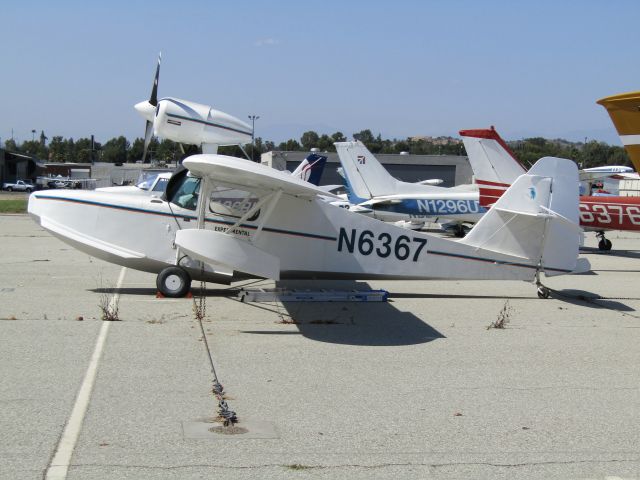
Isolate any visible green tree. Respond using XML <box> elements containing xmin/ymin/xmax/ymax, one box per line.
<box><xmin>21</xmin><ymin>140</ymin><xmax>41</xmax><ymax>157</ymax></box>
<box><xmin>277</xmin><ymin>139</ymin><xmax>302</xmax><ymax>151</ymax></box>
<box><xmin>65</xmin><ymin>138</ymin><xmax>76</xmax><ymax>162</ymax></box>
<box><xmin>155</xmin><ymin>139</ymin><xmax>177</xmax><ymax>162</ymax></box>
<box><xmin>75</xmin><ymin>137</ymin><xmax>95</xmax><ymax>163</ymax></box>
<box><xmin>102</xmin><ymin>136</ymin><xmax>129</xmax><ymax>163</ymax></box>
<box><xmin>48</xmin><ymin>136</ymin><xmax>66</xmax><ymax>162</ymax></box>
<box><xmin>353</xmin><ymin>129</ymin><xmax>375</xmax><ymax>144</ymax></box>
<box><xmin>316</xmin><ymin>134</ymin><xmax>333</xmax><ymax>152</ymax></box>
<box><xmin>300</xmin><ymin>131</ymin><xmax>320</xmax><ymax>150</ymax></box>
<box><xmin>331</xmin><ymin>131</ymin><xmax>346</xmax><ymax>143</ymax></box>
<box><xmin>4</xmin><ymin>138</ymin><xmax>18</xmax><ymax>152</ymax></box>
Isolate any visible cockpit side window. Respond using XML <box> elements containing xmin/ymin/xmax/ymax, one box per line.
<box><xmin>169</xmin><ymin>176</ymin><xmax>201</xmax><ymax>210</ymax></box>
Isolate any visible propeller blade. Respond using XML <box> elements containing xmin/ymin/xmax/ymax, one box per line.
<box><xmin>142</xmin><ymin>120</ymin><xmax>153</xmax><ymax>163</ymax></box>
<box><xmin>149</xmin><ymin>52</ymin><xmax>161</xmax><ymax>107</ymax></box>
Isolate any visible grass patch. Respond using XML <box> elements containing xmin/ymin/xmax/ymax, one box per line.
<box><xmin>0</xmin><ymin>199</ymin><xmax>28</xmax><ymax>213</ymax></box>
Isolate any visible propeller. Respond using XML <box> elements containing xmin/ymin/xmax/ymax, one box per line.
<box><xmin>134</xmin><ymin>53</ymin><xmax>161</xmax><ymax>163</ymax></box>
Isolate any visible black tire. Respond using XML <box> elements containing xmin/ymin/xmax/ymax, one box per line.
<box><xmin>537</xmin><ymin>287</ymin><xmax>550</xmax><ymax>299</ymax></box>
<box><xmin>156</xmin><ymin>266</ymin><xmax>191</xmax><ymax>298</ymax></box>
<box><xmin>26</xmin><ymin>188</ymin><xmax>33</xmax><ymax>193</ymax></box>
<box><xmin>7</xmin><ymin>187</ymin><xmax>12</xmax><ymax>192</ymax></box>
<box><xmin>598</xmin><ymin>238</ymin><xmax>613</xmax><ymax>251</ymax></box>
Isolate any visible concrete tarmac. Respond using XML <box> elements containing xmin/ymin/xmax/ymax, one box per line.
<box><xmin>1</xmin><ymin>214</ymin><xmax>639</xmax><ymax>479</ymax></box>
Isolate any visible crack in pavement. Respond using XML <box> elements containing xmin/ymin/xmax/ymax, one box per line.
<box><xmin>62</xmin><ymin>457</ymin><xmax>640</xmax><ymax>471</ymax></box>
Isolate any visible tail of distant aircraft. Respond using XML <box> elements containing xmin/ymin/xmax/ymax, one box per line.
<box><xmin>335</xmin><ymin>141</ymin><xmax>441</xmax><ymax>204</ymax></box>
<box><xmin>460</xmin><ymin>127</ymin><xmax>527</xmax><ymax>207</ymax></box>
<box><xmin>290</xmin><ymin>153</ymin><xmax>327</xmax><ymax>186</ymax></box>
<box><xmin>597</xmin><ymin>91</ymin><xmax>640</xmax><ymax>172</ymax></box>
<box><xmin>461</xmin><ymin>157</ymin><xmax>583</xmax><ymax>276</ymax></box>
<box><xmin>335</xmin><ymin>141</ymin><xmax>399</xmax><ymax>203</ymax></box>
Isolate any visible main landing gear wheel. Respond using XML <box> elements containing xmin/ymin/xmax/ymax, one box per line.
<box><xmin>537</xmin><ymin>286</ymin><xmax>550</xmax><ymax>299</ymax></box>
<box><xmin>596</xmin><ymin>231</ymin><xmax>612</xmax><ymax>251</ymax></box>
<box><xmin>156</xmin><ymin>266</ymin><xmax>192</xmax><ymax>298</ymax></box>
<box><xmin>454</xmin><ymin>224</ymin><xmax>467</xmax><ymax>238</ymax></box>
<box><xmin>598</xmin><ymin>238</ymin><xmax>612</xmax><ymax>251</ymax></box>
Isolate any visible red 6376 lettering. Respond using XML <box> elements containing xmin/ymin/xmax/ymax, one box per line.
<box><xmin>579</xmin><ymin>202</ymin><xmax>640</xmax><ymax>227</ymax></box>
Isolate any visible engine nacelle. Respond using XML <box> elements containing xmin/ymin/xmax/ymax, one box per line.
<box><xmin>153</xmin><ymin>97</ymin><xmax>252</xmax><ymax>147</ymax></box>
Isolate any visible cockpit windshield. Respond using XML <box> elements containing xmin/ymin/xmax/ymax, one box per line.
<box><xmin>135</xmin><ymin>172</ymin><xmax>160</xmax><ymax>191</ymax></box>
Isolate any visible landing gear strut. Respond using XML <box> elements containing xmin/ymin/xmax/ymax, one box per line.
<box><xmin>157</xmin><ymin>266</ymin><xmax>192</xmax><ymax>298</ymax></box>
<box><xmin>596</xmin><ymin>231</ymin><xmax>612</xmax><ymax>251</ymax></box>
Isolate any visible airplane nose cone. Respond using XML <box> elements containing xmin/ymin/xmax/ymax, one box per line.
<box><xmin>134</xmin><ymin>100</ymin><xmax>156</xmax><ymax>121</ymax></box>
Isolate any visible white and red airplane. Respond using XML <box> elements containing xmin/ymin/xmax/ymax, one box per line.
<box><xmin>461</xmin><ymin>126</ymin><xmax>640</xmax><ymax>250</ymax></box>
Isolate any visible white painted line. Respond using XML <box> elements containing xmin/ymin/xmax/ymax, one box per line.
<box><xmin>45</xmin><ymin>267</ymin><xmax>127</xmax><ymax>480</ymax></box>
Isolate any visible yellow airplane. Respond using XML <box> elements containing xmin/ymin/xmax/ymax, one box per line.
<box><xmin>597</xmin><ymin>91</ymin><xmax>640</xmax><ymax>172</ymax></box>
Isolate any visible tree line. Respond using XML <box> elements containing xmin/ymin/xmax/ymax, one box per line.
<box><xmin>3</xmin><ymin>128</ymin><xmax>629</xmax><ymax>170</ymax></box>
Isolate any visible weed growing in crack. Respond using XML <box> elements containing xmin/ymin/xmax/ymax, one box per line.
<box><xmin>97</xmin><ymin>274</ymin><xmax>120</xmax><ymax>321</ymax></box>
<box><xmin>487</xmin><ymin>300</ymin><xmax>512</xmax><ymax>330</ymax></box>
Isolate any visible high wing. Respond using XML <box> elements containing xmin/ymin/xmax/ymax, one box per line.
<box><xmin>175</xmin><ymin>154</ymin><xmax>339</xmax><ymax>279</ymax></box>
<box><xmin>183</xmin><ymin>154</ymin><xmax>340</xmax><ymax>199</ymax></box>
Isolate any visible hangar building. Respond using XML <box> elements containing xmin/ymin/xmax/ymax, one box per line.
<box><xmin>0</xmin><ymin>148</ymin><xmax>43</xmax><ymax>185</ymax></box>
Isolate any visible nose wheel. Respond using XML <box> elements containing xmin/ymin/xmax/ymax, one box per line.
<box><xmin>157</xmin><ymin>266</ymin><xmax>192</xmax><ymax>298</ymax></box>
<box><xmin>535</xmin><ymin>269</ymin><xmax>551</xmax><ymax>299</ymax></box>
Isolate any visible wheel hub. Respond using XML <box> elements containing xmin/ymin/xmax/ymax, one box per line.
<box><xmin>165</xmin><ymin>274</ymin><xmax>182</xmax><ymax>291</ymax></box>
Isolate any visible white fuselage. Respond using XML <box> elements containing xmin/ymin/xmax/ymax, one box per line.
<box><xmin>28</xmin><ymin>181</ymin><xmax>569</xmax><ymax>284</ymax></box>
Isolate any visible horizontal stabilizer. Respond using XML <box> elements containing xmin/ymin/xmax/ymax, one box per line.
<box><xmin>175</xmin><ymin>229</ymin><xmax>280</xmax><ymax>280</ymax></box>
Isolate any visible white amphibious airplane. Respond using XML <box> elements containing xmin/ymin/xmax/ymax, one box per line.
<box><xmin>27</xmin><ymin>58</ymin><xmax>587</xmax><ymax>299</ymax></box>
<box><xmin>335</xmin><ymin>142</ymin><xmax>484</xmax><ymax>235</ymax></box>
<box><xmin>29</xmin><ymin>151</ymin><xmax>586</xmax><ymax>298</ymax></box>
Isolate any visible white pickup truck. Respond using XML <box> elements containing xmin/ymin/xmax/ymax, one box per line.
<box><xmin>2</xmin><ymin>180</ymin><xmax>35</xmax><ymax>192</ymax></box>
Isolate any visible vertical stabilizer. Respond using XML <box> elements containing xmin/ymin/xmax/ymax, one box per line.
<box><xmin>335</xmin><ymin>142</ymin><xmax>399</xmax><ymax>201</ymax></box>
<box><xmin>597</xmin><ymin>91</ymin><xmax>640</xmax><ymax>172</ymax></box>
<box><xmin>290</xmin><ymin>153</ymin><xmax>327</xmax><ymax>186</ymax></box>
<box><xmin>460</xmin><ymin>126</ymin><xmax>526</xmax><ymax>184</ymax></box>
<box><xmin>461</xmin><ymin>127</ymin><xmax>527</xmax><ymax>207</ymax></box>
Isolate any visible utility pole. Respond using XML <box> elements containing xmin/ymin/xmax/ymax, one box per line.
<box><xmin>248</xmin><ymin>115</ymin><xmax>260</xmax><ymax>161</ymax></box>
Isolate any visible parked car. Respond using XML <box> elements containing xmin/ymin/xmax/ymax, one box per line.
<box><xmin>2</xmin><ymin>180</ymin><xmax>34</xmax><ymax>192</ymax></box>
<box><xmin>47</xmin><ymin>180</ymin><xmax>67</xmax><ymax>189</ymax></box>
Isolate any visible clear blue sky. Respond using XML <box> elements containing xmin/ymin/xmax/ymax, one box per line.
<box><xmin>2</xmin><ymin>0</ymin><xmax>639</xmax><ymax>146</ymax></box>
